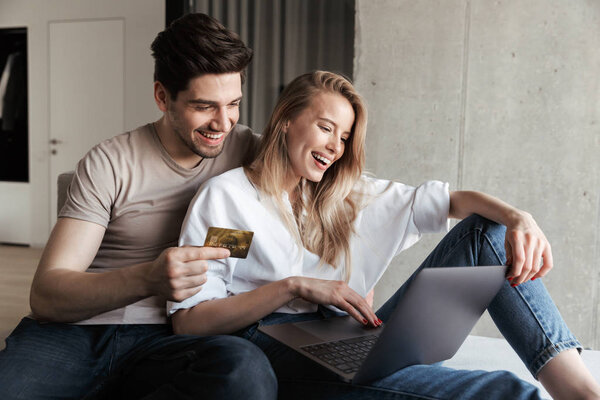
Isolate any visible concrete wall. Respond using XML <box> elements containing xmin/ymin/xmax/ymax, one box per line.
<box><xmin>356</xmin><ymin>0</ymin><xmax>600</xmax><ymax>348</ymax></box>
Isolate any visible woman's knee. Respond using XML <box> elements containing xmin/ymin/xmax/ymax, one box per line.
<box><xmin>460</xmin><ymin>214</ymin><xmax>506</xmax><ymax>237</ymax></box>
<box><xmin>459</xmin><ymin>214</ymin><xmax>507</xmax><ymax>260</ymax></box>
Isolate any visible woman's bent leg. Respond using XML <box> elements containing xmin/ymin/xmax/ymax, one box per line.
<box><xmin>377</xmin><ymin>214</ymin><xmax>581</xmax><ymax>378</ymax></box>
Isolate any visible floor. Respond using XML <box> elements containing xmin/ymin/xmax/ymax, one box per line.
<box><xmin>447</xmin><ymin>335</ymin><xmax>600</xmax><ymax>399</ymax></box>
<box><xmin>0</xmin><ymin>245</ymin><xmax>42</xmax><ymax>335</ymax></box>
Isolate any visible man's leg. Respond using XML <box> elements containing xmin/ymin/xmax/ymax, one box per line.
<box><xmin>104</xmin><ymin>332</ymin><xmax>277</xmax><ymax>400</ymax></box>
<box><xmin>377</xmin><ymin>214</ymin><xmax>581</xmax><ymax>379</ymax></box>
<box><xmin>0</xmin><ymin>318</ymin><xmax>117</xmax><ymax>400</ymax></box>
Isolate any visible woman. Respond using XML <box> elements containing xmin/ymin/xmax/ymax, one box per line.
<box><xmin>169</xmin><ymin>71</ymin><xmax>599</xmax><ymax>399</ymax></box>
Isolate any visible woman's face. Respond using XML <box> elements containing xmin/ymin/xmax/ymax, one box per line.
<box><xmin>285</xmin><ymin>91</ymin><xmax>355</xmax><ymax>185</ymax></box>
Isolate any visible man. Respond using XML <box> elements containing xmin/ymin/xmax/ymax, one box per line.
<box><xmin>0</xmin><ymin>13</ymin><xmax>277</xmax><ymax>400</ymax></box>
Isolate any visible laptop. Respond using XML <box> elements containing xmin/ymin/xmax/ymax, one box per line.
<box><xmin>258</xmin><ymin>265</ymin><xmax>507</xmax><ymax>384</ymax></box>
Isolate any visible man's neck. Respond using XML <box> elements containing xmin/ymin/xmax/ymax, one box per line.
<box><xmin>153</xmin><ymin>117</ymin><xmax>203</xmax><ymax>169</ymax></box>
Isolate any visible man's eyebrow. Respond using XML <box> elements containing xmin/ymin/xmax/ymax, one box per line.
<box><xmin>188</xmin><ymin>96</ymin><xmax>243</xmax><ymax>105</ymax></box>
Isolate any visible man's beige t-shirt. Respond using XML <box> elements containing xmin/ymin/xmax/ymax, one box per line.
<box><xmin>59</xmin><ymin>123</ymin><xmax>258</xmax><ymax>324</ymax></box>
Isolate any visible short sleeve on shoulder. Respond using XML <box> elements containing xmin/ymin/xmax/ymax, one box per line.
<box><xmin>58</xmin><ymin>145</ymin><xmax>116</xmax><ymax>228</ymax></box>
<box><xmin>353</xmin><ymin>177</ymin><xmax>450</xmax><ymax>260</ymax></box>
<box><xmin>412</xmin><ymin>180</ymin><xmax>450</xmax><ymax>234</ymax></box>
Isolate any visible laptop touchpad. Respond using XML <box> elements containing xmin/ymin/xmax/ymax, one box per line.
<box><xmin>295</xmin><ymin>316</ymin><xmax>376</xmax><ymax>342</ymax></box>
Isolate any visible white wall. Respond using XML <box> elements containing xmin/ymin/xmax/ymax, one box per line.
<box><xmin>356</xmin><ymin>0</ymin><xmax>600</xmax><ymax>348</ymax></box>
<box><xmin>0</xmin><ymin>0</ymin><xmax>163</xmax><ymax>246</ymax></box>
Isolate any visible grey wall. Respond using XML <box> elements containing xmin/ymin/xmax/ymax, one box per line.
<box><xmin>356</xmin><ymin>0</ymin><xmax>600</xmax><ymax>348</ymax></box>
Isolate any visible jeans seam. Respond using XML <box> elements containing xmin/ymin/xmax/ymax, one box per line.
<box><xmin>510</xmin><ymin>284</ymin><xmax>559</xmax><ymax>376</ymax></box>
<box><xmin>278</xmin><ymin>378</ymin><xmax>444</xmax><ymax>400</ymax></box>
<box><xmin>108</xmin><ymin>326</ymin><xmax>119</xmax><ymax>374</ymax></box>
<box><xmin>481</xmin><ymin>230</ymin><xmax>554</xmax><ymax>377</ymax></box>
<box><xmin>482</xmin><ymin>230</ymin><xmax>505</xmax><ymax>266</ymax></box>
<box><xmin>436</xmin><ymin>224</ymin><xmax>491</xmax><ymax>268</ymax></box>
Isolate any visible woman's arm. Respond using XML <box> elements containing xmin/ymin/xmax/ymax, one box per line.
<box><xmin>449</xmin><ymin>190</ymin><xmax>552</xmax><ymax>286</ymax></box>
<box><xmin>172</xmin><ymin>276</ymin><xmax>380</xmax><ymax>335</ymax></box>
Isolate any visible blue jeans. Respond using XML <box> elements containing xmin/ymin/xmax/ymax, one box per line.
<box><xmin>0</xmin><ymin>319</ymin><xmax>277</xmax><ymax>400</ymax></box>
<box><xmin>239</xmin><ymin>215</ymin><xmax>582</xmax><ymax>400</ymax></box>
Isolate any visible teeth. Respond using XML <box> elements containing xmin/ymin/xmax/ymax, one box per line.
<box><xmin>197</xmin><ymin>131</ymin><xmax>224</xmax><ymax>139</ymax></box>
<box><xmin>312</xmin><ymin>152</ymin><xmax>331</xmax><ymax>165</ymax></box>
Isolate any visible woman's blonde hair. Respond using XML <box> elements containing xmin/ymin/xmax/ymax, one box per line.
<box><xmin>245</xmin><ymin>71</ymin><xmax>367</xmax><ymax>280</ymax></box>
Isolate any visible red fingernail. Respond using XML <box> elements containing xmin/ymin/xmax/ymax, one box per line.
<box><xmin>363</xmin><ymin>319</ymin><xmax>368</xmax><ymax>324</ymax></box>
<box><xmin>378</xmin><ymin>318</ymin><xmax>383</xmax><ymax>324</ymax></box>
<box><xmin>511</xmin><ymin>283</ymin><xmax>517</xmax><ymax>287</ymax></box>
<box><xmin>531</xmin><ymin>277</ymin><xmax>536</xmax><ymax>281</ymax></box>
<box><xmin>507</xmin><ymin>277</ymin><xmax>513</xmax><ymax>281</ymax></box>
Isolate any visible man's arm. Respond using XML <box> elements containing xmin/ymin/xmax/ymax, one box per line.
<box><xmin>30</xmin><ymin>217</ymin><xmax>228</xmax><ymax>323</ymax></box>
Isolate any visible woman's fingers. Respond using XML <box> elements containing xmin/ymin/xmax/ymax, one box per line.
<box><xmin>365</xmin><ymin>289</ymin><xmax>375</xmax><ymax>308</ymax></box>
<box><xmin>333</xmin><ymin>290</ymin><xmax>379</xmax><ymax>327</ymax></box>
<box><xmin>534</xmin><ymin>244</ymin><xmax>553</xmax><ymax>279</ymax></box>
<box><xmin>505</xmin><ymin>220</ymin><xmax>553</xmax><ymax>286</ymax></box>
<box><xmin>504</xmin><ymin>241</ymin><xmax>513</xmax><ymax>267</ymax></box>
<box><xmin>338</xmin><ymin>300</ymin><xmax>375</xmax><ymax>327</ymax></box>
<box><xmin>506</xmin><ymin>230</ymin><xmax>526</xmax><ymax>281</ymax></box>
<box><xmin>347</xmin><ymin>292</ymin><xmax>380</xmax><ymax>327</ymax></box>
<box><xmin>324</xmin><ymin>282</ymin><xmax>380</xmax><ymax>327</ymax></box>
<box><xmin>338</xmin><ymin>300</ymin><xmax>381</xmax><ymax>327</ymax></box>
<box><xmin>515</xmin><ymin>233</ymin><xmax>535</xmax><ymax>285</ymax></box>
<box><xmin>524</xmin><ymin>243</ymin><xmax>544</xmax><ymax>282</ymax></box>
<box><xmin>297</xmin><ymin>278</ymin><xmax>381</xmax><ymax>327</ymax></box>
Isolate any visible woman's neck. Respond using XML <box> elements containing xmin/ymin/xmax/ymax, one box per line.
<box><xmin>283</xmin><ymin>174</ymin><xmax>301</xmax><ymax>205</ymax></box>
<box><xmin>245</xmin><ymin>163</ymin><xmax>301</xmax><ymax>205</ymax></box>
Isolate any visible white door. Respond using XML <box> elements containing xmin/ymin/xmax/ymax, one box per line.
<box><xmin>48</xmin><ymin>19</ymin><xmax>125</xmax><ymax>223</ymax></box>
<box><xmin>0</xmin><ymin>0</ymin><xmax>163</xmax><ymax>246</ymax></box>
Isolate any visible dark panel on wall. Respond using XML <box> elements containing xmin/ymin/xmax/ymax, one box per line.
<box><xmin>0</xmin><ymin>27</ymin><xmax>28</xmax><ymax>182</ymax></box>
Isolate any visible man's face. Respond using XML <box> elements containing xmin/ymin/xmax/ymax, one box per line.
<box><xmin>166</xmin><ymin>73</ymin><xmax>242</xmax><ymax>159</ymax></box>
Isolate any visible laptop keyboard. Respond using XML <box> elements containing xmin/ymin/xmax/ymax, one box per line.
<box><xmin>300</xmin><ymin>335</ymin><xmax>378</xmax><ymax>374</ymax></box>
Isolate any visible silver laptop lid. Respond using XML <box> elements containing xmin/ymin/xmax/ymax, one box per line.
<box><xmin>353</xmin><ymin>265</ymin><xmax>507</xmax><ymax>384</ymax></box>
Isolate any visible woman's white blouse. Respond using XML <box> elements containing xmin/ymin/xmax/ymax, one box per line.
<box><xmin>168</xmin><ymin>167</ymin><xmax>449</xmax><ymax>315</ymax></box>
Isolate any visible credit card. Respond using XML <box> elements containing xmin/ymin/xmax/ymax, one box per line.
<box><xmin>204</xmin><ymin>227</ymin><xmax>254</xmax><ymax>259</ymax></box>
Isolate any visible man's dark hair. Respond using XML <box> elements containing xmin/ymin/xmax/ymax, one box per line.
<box><xmin>151</xmin><ymin>13</ymin><xmax>253</xmax><ymax>100</ymax></box>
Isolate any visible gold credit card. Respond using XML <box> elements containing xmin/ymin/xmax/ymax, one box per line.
<box><xmin>204</xmin><ymin>227</ymin><xmax>254</xmax><ymax>259</ymax></box>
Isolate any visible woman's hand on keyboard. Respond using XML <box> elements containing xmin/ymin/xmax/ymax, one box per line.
<box><xmin>288</xmin><ymin>277</ymin><xmax>381</xmax><ymax>327</ymax></box>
